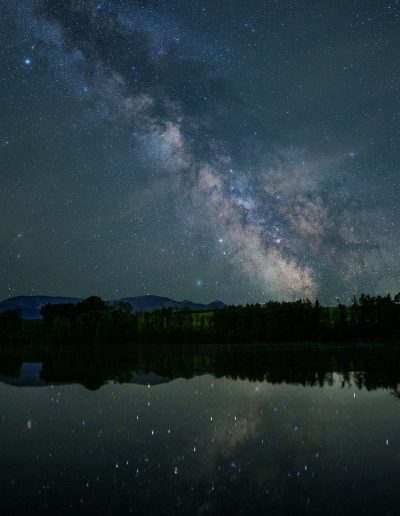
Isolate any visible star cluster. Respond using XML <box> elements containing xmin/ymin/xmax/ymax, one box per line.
<box><xmin>1</xmin><ymin>0</ymin><xmax>400</xmax><ymax>303</ymax></box>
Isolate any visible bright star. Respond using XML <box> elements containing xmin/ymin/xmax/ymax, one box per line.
<box><xmin>23</xmin><ymin>58</ymin><xmax>31</xmax><ymax>65</ymax></box>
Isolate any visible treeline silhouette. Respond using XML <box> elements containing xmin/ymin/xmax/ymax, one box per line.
<box><xmin>1</xmin><ymin>293</ymin><xmax>400</xmax><ymax>345</ymax></box>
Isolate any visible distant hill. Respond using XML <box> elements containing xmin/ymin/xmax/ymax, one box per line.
<box><xmin>0</xmin><ymin>296</ymin><xmax>82</xmax><ymax>320</ymax></box>
<box><xmin>115</xmin><ymin>295</ymin><xmax>226</xmax><ymax>313</ymax></box>
<box><xmin>0</xmin><ymin>295</ymin><xmax>226</xmax><ymax>319</ymax></box>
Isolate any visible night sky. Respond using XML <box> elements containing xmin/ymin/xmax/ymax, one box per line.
<box><xmin>1</xmin><ymin>0</ymin><xmax>400</xmax><ymax>304</ymax></box>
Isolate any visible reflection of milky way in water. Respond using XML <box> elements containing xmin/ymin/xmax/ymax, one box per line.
<box><xmin>1</xmin><ymin>366</ymin><xmax>400</xmax><ymax>514</ymax></box>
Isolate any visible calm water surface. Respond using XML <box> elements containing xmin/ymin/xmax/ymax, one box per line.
<box><xmin>0</xmin><ymin>346</ymin><xmax>399</xmax><ymax>515</ymax></box>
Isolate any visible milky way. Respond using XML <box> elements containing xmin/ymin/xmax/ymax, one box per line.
<box><xmin>1</xmin><ymin>0</ymin><xmax>400</xmax><ymax>303</ymax></box>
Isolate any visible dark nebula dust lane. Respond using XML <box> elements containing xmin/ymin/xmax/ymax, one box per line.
<box><xmin>1</xmin><ymin>0</ymin><xmax>400</xmax><ymax>303</ymax></box>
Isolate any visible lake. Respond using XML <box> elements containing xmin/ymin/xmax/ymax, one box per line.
<box><xmin>0</xmin><ymin>344</ymin><xmax>399</xmax><ymax>515</ymax></box>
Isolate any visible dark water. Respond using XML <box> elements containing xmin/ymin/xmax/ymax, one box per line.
<box><xmin>0</xmin><ymin>344</ymin><xmax>400</xmax><ymax>515</ymax></box>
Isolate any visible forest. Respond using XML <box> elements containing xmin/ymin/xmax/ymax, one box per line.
<box><xmin>1</xmin><ymin>293</ymin><xmax>400</xmax><ymax>345</ymax></box>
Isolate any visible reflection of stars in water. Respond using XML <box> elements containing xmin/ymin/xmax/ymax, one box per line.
<box><xmin>9</xmin><ymin>369</ymin><xmax>395</xmax><ymax>512</ymax></box>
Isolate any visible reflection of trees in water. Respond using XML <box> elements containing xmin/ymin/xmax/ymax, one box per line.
<box><xmin>0</xmin><ymin>351</ymin><xmax>22</xmax><ymax>377</ymax></box>
<box><xmin>391</xmin><ymin>387</ymin><xmax>400</xmax><ymax>399</ymax></box>
<box><xmin>0</xmin><ymin>344</ymin><xmax>400</xmax><ymax>393</ymax></box>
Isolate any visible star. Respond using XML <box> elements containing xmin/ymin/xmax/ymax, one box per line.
<box><xmin>1</xmin><ymin>0</ymin><xmax>399</xmax><ymax>305</ymax></box>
